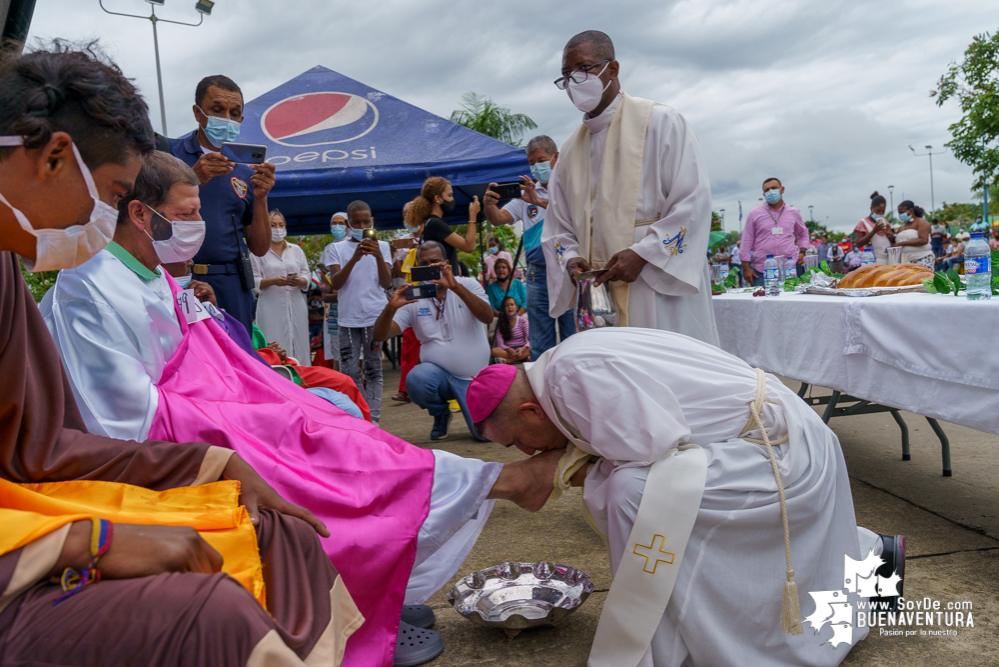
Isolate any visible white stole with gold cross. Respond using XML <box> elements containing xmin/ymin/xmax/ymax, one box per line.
<box><xmin>524</xmin><ymin>353</ymin><xmax>707</xmax><ymax>667</ymax></box>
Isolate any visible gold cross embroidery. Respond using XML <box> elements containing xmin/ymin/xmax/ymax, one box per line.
<box><xmin>633</xmin><ymin>534</ymin><xmax>675</xmax><ymax>574</ymax></box>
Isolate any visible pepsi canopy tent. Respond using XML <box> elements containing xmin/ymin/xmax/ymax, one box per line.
<box><xmin>238</xmin><ymin>66</ymin><xmax>531</xmax><ymax>234</ymax></box>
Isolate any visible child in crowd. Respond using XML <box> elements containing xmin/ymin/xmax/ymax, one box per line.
<box><xmin>492</xmin><ymin>296</ymin><xmax>530</xmax><ymax>363</ymax></box>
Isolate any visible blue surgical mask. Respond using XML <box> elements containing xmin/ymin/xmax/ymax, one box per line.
<box><xmin>898</xmin><ymin>212</ymin><xmax>910</xmax><ymax>223</ymax></box>
<box><xmin>872</xmin><ymin>213</ymin><xmax>885</xmax><ymax>220</ymax></box>
<box><xmin>175</xmin><ymin>274</ymin><xmax>193</xmax><ymax>289</ymax></box>
<box><xmin>488</xmin><ymin>246</ymin><xmax>499</xmax><ymax>255</ymax></box>
<box><xmin>529</xmin><ymin>161</ymin><xmax>552</xmax><ymax>183</ymax></box>
<box><xmin>764</xmin><ymin>189</ymin><xmax>782</xmax><ymax>205</ymax></box>
<box><xmin>330</xmin><ymin>224</ymin><xmax>347</xmax><ymax>240</ymax></box>
<box><xmin>349</xmin><ymin>227</ymin><xmax>364</xmax><ymax>241</ymax></box>
<box><xmin>199</xmin><ymin>106</ymin><xmax>241</xmax><ymax>148</ymax></box>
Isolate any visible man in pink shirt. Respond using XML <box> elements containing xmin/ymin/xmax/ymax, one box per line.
<box><xmin>740</xmin><ymin>177</ymin><xmax>810</xmax><ymax>285</ymax></box>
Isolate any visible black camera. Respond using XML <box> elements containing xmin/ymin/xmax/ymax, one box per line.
<box><xmin>405</xmin><ymin>283</ymin><xmax>439</xmax><ymax>300</ymax></box>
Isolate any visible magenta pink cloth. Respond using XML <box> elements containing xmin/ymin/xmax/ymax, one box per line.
<box><xmin>148</xmin><ymin>278</ymin><xmax>435</xmax><ymax>667</ymax></box>
<box><xmin>466</xmin><ymin>363</ymin><xmax>518</xmax><ymax>422</ymax></box>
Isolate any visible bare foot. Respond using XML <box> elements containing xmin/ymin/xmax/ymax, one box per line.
<box><xmin>487</xmin><ymin>448</ymin><xmax>565</xmax><ymax>512</ymax></box>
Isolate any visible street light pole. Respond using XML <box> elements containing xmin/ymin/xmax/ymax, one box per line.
<box><xmin>99</xmin><ymin>1</ymin><xmax>208</xmax><ymax>136</ymax></box>
<box><xmin>808</xmin><ymin>205</ymin><xmax>814</xmax><ymax>234</ymax></box>
<box><xmin>719</xmin><ymin>208</ymin><xmax>725</xmax><ymax>232</ymax></box>
<box><xmin>887</xmin><ymin>185</ymin><xmax>894</xmax><ymax>215</ymax></box>
<box><xmin>909</xmin><ymin>145</ymin><xmax>947</xmax><ymax>214</ymax></box>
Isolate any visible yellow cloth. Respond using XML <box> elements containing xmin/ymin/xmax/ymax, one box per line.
<box><xmin>0</xmin><ymin>478</ymin><xmax>265</xmax><ymax>608</ymax></box>
<box><xmin>558</xmin><ymin>93</ymin><xmax>655</xmax><ymax>327</ymax></box>
<box><xmin>401</xmin><ymin>248</ymin><xmax>418</xmax><ymax>282</ymax></box>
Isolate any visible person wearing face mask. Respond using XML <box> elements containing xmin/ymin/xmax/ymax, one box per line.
<box><xmin>167</xmin><ymin>75</ymin><xmax>277</xmax><ymax>336</ymax></box>
<box><xmin>328</xmin><ymin>200</ymin><xmax>393</xmax><ymax>424</ymax></box>
<box><xmin>315</xmin><ymin>211</ymin><xmax>348</xmax><ymax>368</ymax></box>
<box><xmin>739</xmin><ymin>177</ymin><xmax>810</xmax><ymax>285</ymax></box>
<box><xmin>482</xmin><ymin>235</ymin><xmax>514</xmax><ymax>281</ymax></box>
<box><xmin>543</xmin><ymin>31</ymin><xmax>719</xmax><ymax>345</ymax></box>
<box><xmin>484</xmin><ymin>134</ymin><xmax>576</xmax><ymax>359</ymax></box>
<box><xmin>891</xmin><ymin>200</ymin><xmax>935</xmax><ymax>270</ymax></box>
<box><xmin>853</xmin><ymin>191</ymin><xmax>895</xmax><ymax>265</ymax></box>
<box><xmin>248</xmin><ymin>210</ymin><xmax>312</xmax><ymax>365</ymax></box>
<box><xmin>1</xmin><ymin>46</ymin><xmax>355</xmax><ymax>667</ymax></box>
<box><xmin>404</xmin><ymin>176</ymin><xmax>481</xmax><ymax>275</ymax></box>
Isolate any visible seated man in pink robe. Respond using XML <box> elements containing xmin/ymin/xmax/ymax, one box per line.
<box><xmin>42</xmin><ymin>151</ymin><xmax>561</xmax><ymax>667</ymax></box>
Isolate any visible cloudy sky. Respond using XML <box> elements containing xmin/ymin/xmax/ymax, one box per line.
<box><xmin>26</xmin><ymin>0</ymin><xmax>995</xmax><ymax>232</ymax></box>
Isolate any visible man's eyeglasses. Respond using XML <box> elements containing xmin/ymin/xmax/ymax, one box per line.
<box><xmin>554</xmin><ymin>60</ymin><xmax>610</xmax><ymax>90</ymax></box>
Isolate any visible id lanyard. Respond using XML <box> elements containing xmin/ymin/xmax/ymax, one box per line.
<box><xmin>432</xmin><ymin>292</ymin><xmax>452</xmax><ymax>341</ymax></box>
<box><xmin>765</xmin><ymin>204</ymin><xmax>786</xmax><ymax>232</ymax></box>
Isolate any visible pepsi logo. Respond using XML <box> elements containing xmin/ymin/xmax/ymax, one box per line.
<box><xmin>261</xmin><ymin>92</ymin><xmax>379</xmax><ymax>147</ymax></box>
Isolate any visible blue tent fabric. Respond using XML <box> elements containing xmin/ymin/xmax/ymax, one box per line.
<box><xmin>238</xmin><ymin>66</ymin><xmax>530</xmax><ymax>234</ymax></box>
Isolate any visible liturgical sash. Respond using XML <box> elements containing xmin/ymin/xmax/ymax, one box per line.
<box><xmin>557</xmin><ymin>93</ymin><xmax>655</xmax><ymax>327</ymax></box>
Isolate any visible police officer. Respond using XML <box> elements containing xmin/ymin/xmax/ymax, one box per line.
<box><xmin>168</xmin><ymin>75</ymin><xmax>276</xmax><ymax>333</ymax></box>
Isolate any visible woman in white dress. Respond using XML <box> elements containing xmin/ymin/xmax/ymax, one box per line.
<box><xmin>251</xmin><ymin>210</ymin><xmax>312</xmax><ymax>365</ymax></box>
<box><xmin>892</xmin><ymin>200</ymin><xmax>935</xmax><ymax>269</ymax></box>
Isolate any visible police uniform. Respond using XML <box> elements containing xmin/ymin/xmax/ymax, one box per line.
<box><xmin>168</xmin><ymin>130</ymin><xmax>258</xmax><ymax>333</ymax></box>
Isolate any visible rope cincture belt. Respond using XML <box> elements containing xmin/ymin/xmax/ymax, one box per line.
<box><xmin>51</xmin><ymin>518</ymin><xmax>113</xmax><ymax>605</ymax></box>
<box><xmin>740</xmin><ymin>368</ymin><xmax>803</xmax><ymax>636</ymax></box>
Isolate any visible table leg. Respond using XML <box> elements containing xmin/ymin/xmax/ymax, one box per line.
<box><xmin>821</xmin><ymin>391</ymin><xmax>840</xmax><ymax>423</ymax></box>
<box><xmin>926</xmin><ymin>418</ymin><xmax>952</xmax><ymax>477</ymax></box>
<box><xmin>797</xmin><ymin>382</ymin><xmax>809</xmax><ymax>398</ymax></box>
<box><xmin>890</xmin><ymin>410</ymin><xmax>910</xmax><ymax>461</ymax></box>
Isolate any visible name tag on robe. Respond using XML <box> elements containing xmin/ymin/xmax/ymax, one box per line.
<box><xmin>203</xmin><ymin>301</ymin><xmax>227</xmax><ymax>325</ymax></box>
<box><xmin>771</xmin><ymin>227</ymin><xmax>784</xmax><ymax>235</ymax></box>
<box><xmin>177</xmin><ymin>289</ymin><xmax>212</xmax><ymax>324</ymax></box>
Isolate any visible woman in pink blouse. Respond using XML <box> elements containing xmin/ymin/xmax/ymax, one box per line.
<box><xmin>491</xmin><ymin>296</ymin><xmax>530</xmax><ymax>363</ymax></box>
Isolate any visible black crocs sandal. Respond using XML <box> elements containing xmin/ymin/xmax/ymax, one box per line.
<box><xmin>871</xmin><ymin>534</ymin><xmax>906</xmax><ymax>612</ymax></box>
<box><xmin>401</xmin><ymin>603</ymin><xmax>436</xmax><ymax>629</ymax></box>
<box><xmin>394</xmin><ymin>621</ymin><xmax>443</xmax><ymax>667</ymax></box>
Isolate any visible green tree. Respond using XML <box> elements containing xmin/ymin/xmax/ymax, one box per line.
<box><xmin>710</xmin><ymin>211</ymin><xmax>723</xmax><ymax>232</ymax></box>
<box><xmin>19</xmin><ymin>259</ymin><xmax>58</xmax><ymax>303</ymax></box>
<box><xmin>933</xmin><ymin>30</ymin><xmax>999</xmax><ymax>190</ymax></box>
<box><xmin>449</xmin><ymin>92</ymin><xmax>538</xmax><ymax>147</ymax></box>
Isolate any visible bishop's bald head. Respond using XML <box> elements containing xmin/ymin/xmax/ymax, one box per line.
<box><xmin>563</xmin><ymin>30</ymin><xmax>615</xmax><ymax>61</ymax></box>
<box><xmin>468</xmin><ymin>366</ymin><xmax>568</xmax><ymax>455</ymax></box>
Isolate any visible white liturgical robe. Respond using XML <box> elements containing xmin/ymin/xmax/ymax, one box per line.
<box><xmin>543</xmin><ymin>93</ymin><xmax>719</xmax><ymax>345</ymax></box>
<box><xmin>525</xmin><ymin>328</ymin><xmax>877</xmax><ymax>667</ymax></box>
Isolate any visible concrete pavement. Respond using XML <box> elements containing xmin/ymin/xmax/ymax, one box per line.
<box><xmin>375</xmin><ymin>367</ymin><xmax>999</xmax><ymax>666</ymax></box>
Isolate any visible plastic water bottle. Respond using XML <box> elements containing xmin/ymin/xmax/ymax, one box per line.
<box><xmin>785</xmin><ymin>254</ymin><xmax>797</xmax><ymax>281</ymax></box>
<box><xmin>720</xmin><ymin>262</ymin><xmax>730</xmax><ymax>281</ymax></box>
<box><xmin>964</xmin><ymin>231</ymin><xmax>992</xmax><ymax>301</ymax></box>
<box><xmin>861</xmin><ymin>246</ymin><xmax>876</xmax><ymax>266</ymax></box>
<box><xmin>764</xmin><ymin>255</ymin><xmax>780</xmax><ymax>297</ymax></box>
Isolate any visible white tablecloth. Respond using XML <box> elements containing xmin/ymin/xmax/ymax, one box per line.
<box><xmin>712</xmin><ymin>291</ymin><xmax>999</xmax><ymax>435</ymax></box>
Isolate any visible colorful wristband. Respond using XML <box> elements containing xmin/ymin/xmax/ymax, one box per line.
<box><xmin>51</xmin><ymin>518</ymin><xmax>113</xmax><ymax>605</ymax></box>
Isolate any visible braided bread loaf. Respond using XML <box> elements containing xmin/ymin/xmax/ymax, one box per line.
<box><xmin>837</xmin><ymin>263</ymin><xmax>932</xmax><ymax>289</ymax></box>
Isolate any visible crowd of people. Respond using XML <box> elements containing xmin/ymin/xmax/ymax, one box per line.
<box><xmin>1</xmin><ymin>30</ymin><xmax>910</xmax><ymax>667</ymax></box>
<box><xmin>714</xmin><ymin>183</ymin><xmax>990</xmax><ymax>288</ymax></box>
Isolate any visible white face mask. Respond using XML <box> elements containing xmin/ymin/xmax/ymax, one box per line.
<box><xmin>143</xmin><ymin>203</ymin><xmax>206</xmax><ymax>264</ymax></box>
<box><xmin>0</xmin><ymin>136</ymin><xmax>119</xmax><ymax>272</ymax></box>
<box><xmin>271</xmin><ymin>227</ymin><xmax>287</xmax><ymax>243</ymax></box>
<box><xmin>566</xmin><ymin>62</ymin><xmax>612</xmax><ymax>113</ymax></box>
<box><xmin>404</xmin><ymin>222</ymin><xmax>422</xmax><ymax>234</ymax></box>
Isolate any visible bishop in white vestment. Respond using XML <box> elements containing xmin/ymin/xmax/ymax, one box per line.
<box><xmin>543</xmin><ymin>31</ymin><xmax>719</xmax><ymax>344</ymax></box>
<box><xmin>469</xmin><ymin>327</ymin><xmax>899</xmax><ymax>667</ymax></box>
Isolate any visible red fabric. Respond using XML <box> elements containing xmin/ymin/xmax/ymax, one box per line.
<box><xmin>310</xmin><ymin>346</ymin><xmax>337</xmax><ymax>369</ymax></box>
<box><xmin>256</xmin><ymin>348</ymin><xmax>372</xmax><ymax>422</ymax></box>
<box><xmin>398</xmin><ymin>327</ymin><xmax>421</xmax><ymax>392</ymax></box>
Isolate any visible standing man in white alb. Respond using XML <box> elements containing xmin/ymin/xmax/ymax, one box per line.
<box><xmin>543</xmin><ymin>30</ymin><xmax>718</xmax><ymax>345</ymax></box>
<box><xmin>329</xmin><ymin>201</ymin><xmax>392</xmax><ymax>424</ymax></box>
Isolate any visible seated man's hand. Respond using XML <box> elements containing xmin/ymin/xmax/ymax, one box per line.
<box><xmin>223</xmin><ymin>454</ymin><xmax>330</xmax><ymax>537</ymax></box>
<box><xmin>595</xmin><ymin>248</ymin><xmax>646</xmax><ymax>285</ymax></box>
<box><xmin>267</xmin><ymin>341</ymin><xmax>288</xmax><ymax>362</ymax></box>
<box><xmin>54</xmin><ymin>522</ymin><xmax>223</xmax><ymax>580</ymax></box>
<box><xmin>189</xmin><ymin>279</ymin><xmax>217</xmax><ymax>307</ymax></box>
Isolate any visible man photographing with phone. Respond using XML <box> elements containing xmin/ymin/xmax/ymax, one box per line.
<box><xmin>329</xmin><ymin>200</ymin><xmax>392</xmax><ymax>424</ymax></box>
<box><xmin>374</xmin><ymin>241</ymin><xmax>493</xmax><ymax>441</ymax></box>
<box><xmin>167</xmin><ymin>75</ymin><xmax>276</xmax><ymax>335</ymax></box>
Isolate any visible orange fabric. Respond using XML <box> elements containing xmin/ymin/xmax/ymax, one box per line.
<box><xmin>0</xmin><ymin>478</ymin><xmax>265</xmax><ymax>607</ymax></box>
<box><xmin>257</xmin><ymin>347</ymin><xmax>372</xmax><ymax>421</ymax></box>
